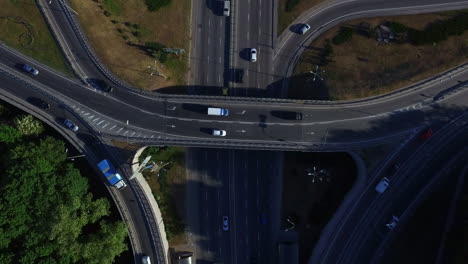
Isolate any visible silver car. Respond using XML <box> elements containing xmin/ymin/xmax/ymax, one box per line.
<box><xmin>300</xmin><ymin>24</ymin><xmax>311</xmax><ymax>34</ymax></box>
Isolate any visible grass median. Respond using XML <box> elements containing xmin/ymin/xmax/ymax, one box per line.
<box><xmin>70</xmin><ymin>0</ymin><xmax>190</xmax><ymax>90</ymax></box>
<box><xmin>0</xmin><ymin>0</ymin><xmax>71</xmax><ymax>75</ymax></box>
<box><xmin>290</xmin><ymin>10</ymin><xmax>468</xmax><ymax>100</ymax></box>
<box><xmin>139</xmin><ymin>146</ymin><xmax>186</xmax><ymax>244</ymax></box>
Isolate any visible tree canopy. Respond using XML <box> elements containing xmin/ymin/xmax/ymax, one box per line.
<box><xmin>0</xmin><ymin>133</ymin><xmax>128</xmax><ymax>263</ymax></box>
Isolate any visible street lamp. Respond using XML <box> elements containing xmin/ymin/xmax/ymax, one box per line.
<box><xmin>48</xmin><ymin>0</ymin><xmax>79</xmax><ymax>15</ymax></box>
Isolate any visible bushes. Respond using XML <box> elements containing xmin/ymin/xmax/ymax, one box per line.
<box><xmin>332</xmin><ymin>27</ymin><xmax>353</xmax><ymax>45</ymax></box>
<box><xmin>390</xmin><ymin>22</ymin><xmax>409</xmax><ymax>33</ymax></box>
<box><xmin>14</xmin><ymin>115</ymin><xmax>44</xmax><ymax>136</ymax></box>
<box><xmin>145</xmin><ymin>0</ymin><xmax>171</xmax><ymax>11</ymax></box>
<box><xmin>408</xmin><ymin>12</ymin><xmax>468</xmax><ymax>45</ymax></box>
<box><xmin>285</xmin><ymin>0</ymin><xmax>300</xmax><ymax>12</ymax></box>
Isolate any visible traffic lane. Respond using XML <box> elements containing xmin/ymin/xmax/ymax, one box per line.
<box><xmin>0</xmin><ymin>72</ymin><xmax>157</xmax><ymax>259</ymax></box>
<box><xmin>0</xmin><ymin>48</ymin><xmax>168</xmax><ymax>115</ymax></box>
<box><xmin>47</xmin><ymin>0</ymin><xmax>107</xmax><ymax>79</ymax></box>
<box><xmin>323</xmin><ymin>118</ymin><xmax>468</xmax><ymax>263</ymax></box>
<box><xmin>274</xmin><ymin>0</ymin><xmax>468</xmax><ymax>76</ymax></box>
<box><xmin>0</xmin><ymin>69</ymin><xmax>455</xmax><ymax>146</ymax></box>
<box><xmin>336</xmin><ymin>125</ymin><xmax>468</xmax><ymax>264</ymax></box>
<box><xmin>3</xmin><ymin>42</ymin><xmax>467</xmax><ymax>127</ymax></box>
<box><xmin>350</xmin><ymin>151</ymin><xmax>466</xmax><ymax>264</ymax></box>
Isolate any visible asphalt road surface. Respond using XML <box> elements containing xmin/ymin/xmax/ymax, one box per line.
<box><xmin>310</xmin><ymin>113</ymin><xmax>468</xmax><ymax>264</ymax></box>
<box><xmin>186</xmin><ymin>149</ymin><xmax>283</xmax><ymax>264</ymax></box>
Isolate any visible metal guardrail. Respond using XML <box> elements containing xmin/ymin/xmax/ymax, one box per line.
<box><xmin>57</xmin><ymin>1</ymin><xmax>468</xmax><ymax>107</ymax></box>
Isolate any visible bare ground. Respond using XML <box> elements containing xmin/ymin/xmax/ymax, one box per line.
<box><xmin>291</xmin><ymin>11</ymin><xmax>468</xmax><ymax>100</ymax></box>
<box><xmin>69</xmin><ymin>0</ymin><xmax>190</xmax><ymax>90</ymax></box>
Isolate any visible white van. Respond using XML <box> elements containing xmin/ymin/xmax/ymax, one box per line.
<box><xmin>208</xmin><ymin>107</ymin><xmax>229</xmax><ymax>116</ymax></box>
<box><xmin>223</xmin><ymin>1</ymin><xmax>230</xmax><ymax>16</ymax></box>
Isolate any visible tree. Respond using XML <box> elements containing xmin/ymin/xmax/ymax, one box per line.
<box><xmin>0</xmin><ymin>124</ymin><xmax>21</xmax><ymax>143</ymax></box>
<box><xmin>14</xmin><ymin>115</ymin><xmax>44</xmax><ymax>136</ymax></box>
<box><xmin>0</xmin><ymin>136</ymin><xmax>128</xmax><ymax>263</ymax></box>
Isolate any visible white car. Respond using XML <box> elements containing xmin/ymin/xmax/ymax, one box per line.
<box><xmin>300</xmin><ymin>24</ymin><xmax>311</xmax><ymax>34</ymax></box>
<box><xmin>212</xmin><ymin>129</ymin><xmax>227</xmax><ymax>137</ymax></box>
<box><xmin>64</xmin><ymin>119</ymin><xmax>79</xmax><ymax>132</ymax></box>
<box><xmin>250</xmin><ymin>48</ymin><xmax>257</xmax><ymax>62</ymax></box>
<box><xmin>386</xmin><ymin>215</ymin><xmax>399</xmax><ymax>230</ymax></box>
<box><xmin>375</xmin><ymin>177</ymin><xmax>390</xmax><ymax>194</ymax></box>
<box><xmin>223</xmin><ymin>216</ymin><xmax>229</xmax><ymax>231</ymax></box>
<box><xmin>141</xmin><ymin>255</ymin><xmax>151</xmax><ymax>264</ymax></box>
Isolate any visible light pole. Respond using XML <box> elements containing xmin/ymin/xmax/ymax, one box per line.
<box><xmin>147</xmin><ymin>60</ymin><xmax>167</xmax><ymax>79</ymax></box>
<box><xmin>48</xmin><ymin>0</ymin><xmax>79</xmax><ymax>15</ymax></box>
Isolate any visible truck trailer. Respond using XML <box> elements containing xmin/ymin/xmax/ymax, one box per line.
<box><xmin>97</xmin><ymin>159</ymin><xmax>127</xmax><ymax>190</ymax></box>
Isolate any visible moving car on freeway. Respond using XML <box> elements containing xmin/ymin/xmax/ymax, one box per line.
<box><xmin>86</xmin><ymin>78</ymin><xmax>113</xmax><ymax>92</ymax></box>
<box><xmin>22</xmin><ymin>64</ymin><xmax>39</xmax><ymax>75</ymax></box>
<box><xmin>141</xmin><ymin>255</ymin><xmax>151</xmax><ymax>264</ymax></box>
<box><xmin>299</xmin><ymin>24</ymin><xmax>311</xmax><ymax>34</ymax></box>
<box><xmin>223</xmin><ymin>0</ymin><xmax>230</xmax><ymax>16</ymax></box>
<box><xmin>386</xmin><ymin>215</ymin><xmax>399</xmax><ymax>230</ymax></box>
<box><xmin>64</xmin><ymin>119</ymin><xmax>79</xmax><ymax>132</ymax></box>
<box><xmin>223</xmin><ymin>216</ymin><xmax>229</xmax><ymax>231</ymax></box>
<box><xmin>250</xmin><ymin>48</ymin><xmax>257</xmax><ymax>62</ymax></box>
<box><xmin>375</xmin><ymin>177</ymin><xmax>390</xmax><ymax>194</ymax></box>
<box><xmin>212</xmin><ymin>129</ymin><xmax>227</xmax><ymax>137</ymax></box>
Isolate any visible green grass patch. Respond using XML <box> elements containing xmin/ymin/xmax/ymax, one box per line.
<box><xmin>140</xmin><ymin>146</ymin><xmax>185</xmax><ymax>241</ymax></box>
<box><xmin>165</xmin><ymin>56</ymin><xmax>188</xmax><ymax>85</ymax></box>
<box><xmin>103</xmin><ymin>0</ymin><xmax>124</xmax><ymax>16</ymax></box>
<box><xmin>0</xmin><ymin>0</ymin><xmax>71</xmax><ymax>75</ymax></box>
<box><xmin>145</xmin><ymin>0</ymin><xmax>171</xmax><ymax>11</ymax></box>
<box><xmin>285</xmin><ymin>0</ymin><xmax>300</xmax><ymax>12</ymax></box>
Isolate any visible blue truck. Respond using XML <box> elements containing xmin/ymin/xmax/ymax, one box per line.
<box><xmin>97</xmin><ymin>159</ymin><xmax>127</xmax><ymax>190</ymax></box>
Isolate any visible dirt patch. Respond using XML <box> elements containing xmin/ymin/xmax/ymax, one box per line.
<box><xmin>291</xmin><ymin>11</ymin><xmax>468</xmax><ymax>100</ymax></box>
<box><xmin>0</xmin><ymin>0</ymin><xmax>71</xmax><ymax>74</ymax></box>
<box><xmin>69</xmin><ymin>0</ymin><xmax>190</xmax><ymax>90</ymax></box>
<box><xmin>282</xmin><ymin>152</ymin><xmax>357</xmax><ymax>262</ymax></box>
<box><xmin>278</xmin><ymin>0</ymin><xmax>326</xmax><ymax>36</ymax></box>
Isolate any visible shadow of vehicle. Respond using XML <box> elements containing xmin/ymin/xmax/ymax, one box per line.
<box><xmin>27</xmin><ymin>97</ymin><xmax>50</xmax><ymax>109</ymax></box>
<box><xmin>200</xmin><ymin>127</ymin><xmax>214</xmax><ymax>135</ymax></box>
<box><xmin>271</xmin><ymin>111</ymin><xmax>303</xmax><ymax>120</ymax></box>
<box><xmin>183</xmin><ymin>103</ymin><xmax>208</xmax><ymax>114</ymax></box>
<box><xmin>239</xmin><ymin>48</ymin><xmax>252</xmax><ymax>61</ymax></box>
<box><xmin>290</xmin><ymin>23</ymin><xmax>306</xmax><ymax>34</ymax></box>
<box><xmin>259</xmin><ymin>114</ymin><xmax>267</xmax><ymax>128</ymax></box>
<box><xmin>206</xmin><ymin>0</ymin><xmax>223</xmax><ymax>16</ymax></box>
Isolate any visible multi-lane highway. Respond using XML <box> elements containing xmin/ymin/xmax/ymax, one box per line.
<box><xmin>185</xmin><ymin>149</ymin><xmax>282</xmax><ymax>264</ymax></box>
<box><xmin>310</xmin><ymin>113</ymin><xmax>468</xmax><ymax>264</ymax></box>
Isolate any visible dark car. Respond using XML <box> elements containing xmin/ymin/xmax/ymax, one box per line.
<box><xmin>235</xmin><ymin>69</ymin><xmax>244</xmax><ymax>83</ymax></box>
<box><xmin>27</xmin><ymin>97</ymin><xmax>50</xmax><ymax>109</ymax></box>
<box><xmin>271</xmin><ymin>111</ymin><xmax>303</xmax><ymax>120</ymax></box>
<box><xmin>86</xmin><ymin>78</ymin><xmax>113</xmax><ymax>92</ymax></box>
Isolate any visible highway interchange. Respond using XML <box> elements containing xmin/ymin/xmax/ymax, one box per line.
<box><xmin>1</xmin><ymin>0</ymin><xmax>468</xmax><ymax>263</ymax></box>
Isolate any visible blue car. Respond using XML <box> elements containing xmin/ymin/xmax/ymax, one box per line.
<box><xmin>261</xmin><ymin>213</ymin><xmax>267</xmax><ymax>224</ymax></box>
<box><xmin>22</xmin><ymin>64</ymin><xmax>39</xmax><ymax>75</ymax></box>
